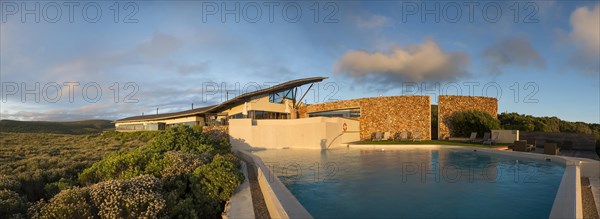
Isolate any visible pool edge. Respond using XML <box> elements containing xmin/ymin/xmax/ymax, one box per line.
<box><xmin>235</xmin><ymin>149</ymin><xmax>313</xmax><ymax>219</ymax></box>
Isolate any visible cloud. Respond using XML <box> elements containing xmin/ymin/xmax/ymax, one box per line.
<box><xmin>134</xmin><ymin>32</ymin><xmax>181</xmax><ymax>59</ymax></box>
<box><xmin>482</xmin><ymin>36</ymin><xmax>545</xmax><ymax>75</ymax></box>
<box><xmin>0</xmin><ymin>83</ymin><xmax>222</xmax><ymax>121</ymax></box>
<box><xmin>355</xmin><ymin>15</ymin><xmax>390</xmax><ymax>29</ymax></box>
<box><xmin>47</xmin><ymin>32</ymin><xmax>183</xmax><ymax>81</ymax></box>
<box><xmin>568</xmin><ymin>3</ymin><xmax>600</xmax><ymax>74</ymax></box>
<box><xmin>0</xmin><ymin>104</ymin><xmax>123</xmax><ymax>121</ymax></box>
<box><xmin>177</xmin><ymin>62</ymin><xmax>209</xmax><ymax>75</ymax></box>
<box><xmin>334</xmin><ymin>38</ymin><xmax>470</xmax><ymax>82</ymax></box>
<box><xmin>570</xmin><ymin>4</ymin><xmax>600</xmax><ymax>55</ymax></box>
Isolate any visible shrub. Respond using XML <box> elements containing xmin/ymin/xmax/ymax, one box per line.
<box><xmin>0</xmin><ymin>132</ymin><xmax>144</xmax><ymax>206</ymax></box>
<box><xmin>76</xmin><ymin>125</ymin><xmax>242</xmax><ymax>218</ymax></box>
<box><xmin>448</xmin><ymin>110</ymin><xmax>501</xmax><ymax>137</ymax></box>
<box><xmin>78</xmin><ymin>147</ymin><xmax>159</xmax><ymax>184</ymax></box>
<box><xmin>89</xmin><ymin>175</ymin><xmax>166</xmax><ymax>218</ymax></box>
<box><xmin>43</xmin><ymin>178</ymin><xmax>76</xmax><ymax>198</ymax></box>
<box><xmin>31</xmin><ymin>187</ymin><xmax>94</xmax><ymax>219</ymax></box>
<box><xmin>79</xmin><ymin>125</ymin><xmax>231</xmax><ymax>184</ymax></box>
<box><xmin>150</xmin><ymin>125</ymin><xmax>218</xmax><ymax>154</ymax></box>
<box><xmin>146</xmin><ymin>151</ymin><xmax>210</xmax><ymax>180</ymax></box>
<box><xmin>0</xmin><ymin>189</ymin><xmax>27</xmax><ymax>217</ymax></box>
<box><xmin>0</xmin><ymin>175</ymin><xmax>21</xmax><ymax>191</ymax></box>
<box><xmin>101</xmin><ymin>130</ymin><xmax>159</xmax><ymax>142</ymax></box>
<box><xmin>190</xmin><ymin>154</ymin><xmax>244</xmax><ymax>218</ymax></box>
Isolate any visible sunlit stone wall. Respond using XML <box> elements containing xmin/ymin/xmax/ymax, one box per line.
<box><xmin>299</xmin><ymin>96</ymin><xmax>431</xmax><ymax>140</ymax></box>
<box><xmin>202</xmin><ymin>125</ymin><xmax>229</xmax><ymax>140</ymax></box>
<box><xmin>438</xmin><ymin>95</ymin><xmax>498</xmax><ymax>139</ymax></box>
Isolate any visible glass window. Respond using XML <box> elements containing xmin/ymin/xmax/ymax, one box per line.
<box><xmin>308</xmin><ymin>108</ymin><xmax>361</xmax><ymax>118</ymax></box>
<box><xmin>269</xmin><ymin>89</ymin><xmax>294</xmax><ymax>104</ymax></box>
<box><xmin>249</xmin><ymin>110</ymin><xmax>289</xmax><ymax>120</ymax></box>
<box><xmin>229</xmin><ymin>113</ymin><xmax>243</xmax><ymax>119</ymax></box>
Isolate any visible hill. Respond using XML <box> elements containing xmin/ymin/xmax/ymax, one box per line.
<box><xmin>0</xmin><ymin>119</ymin><xmax>114</xmax><ymax>134</ymax></box>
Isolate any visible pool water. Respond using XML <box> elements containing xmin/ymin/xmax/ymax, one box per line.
<box><xmin>252</xmin><ymin>147</ymin><xmax>565</xmax><ymax>219</ymax></box>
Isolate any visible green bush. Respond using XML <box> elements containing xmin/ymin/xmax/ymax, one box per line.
<box><xmin>89</xmin><ymin>175</ymin><xmax>166</xmax><ymax>218</ymax></box>
<box><xmin>80</xmin><ymin>125</ymin><xmax>231</xmax><ymax>184</ymax></box>
<box><xmin>0</xmin><ymin>175</ymin><xmax>21</xmax><ymax>191</ymax></box>
<box><xmin>101</xmin><ymin>130</ymin><xmax>159</xmax><ymax>142</ymax></box>
<box><xmin>78</xmin><ymin>147</ymin><xmax>158</xmax><ymax>183</ymax></box>
<box><xmin>0</xmin><ymin>189</ymin><xmax>27</xmax><ymax>217</ymax></box>
<box><xmin>30</xmin><ymin>187</ymin><xmax>94</xmax><ymax>219</ymax></box>
<box><xmin>0</xmin><ymin>132</ymin><xmax>145</xmax><ymax>205</ymax></box>
<box><xmin>3</xmin><ymin>125</ymin><xmax>241</xmax><ymax>218</ymax></box>
<box><xmin>190</xmin><ymin>154</ymin><xmax>244</xmax><ymax>217</ymax></box>
<box><xmin>75</xmin><ymin>125</ymin><xmax>242</xmax><ymax>218</ymax></box>
<box><xmin>448</xmin><ymin>110</ymin><xmax>501</xmax><ymax>137</ymax></box>
<box><xmin>43</xmin><ymin>178</ymin><xmax>76</xmax><ymax>198</ymax></box>
<box><xmin>32</xmin><ymin>175</ymin><xmax>167</xmax><ymax>219</ymax></box>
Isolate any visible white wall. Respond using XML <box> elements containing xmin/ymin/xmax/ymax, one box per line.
<box><xmin>492</xmin><ymin>129</ymin><xmax>519</xmax><ymax>143</ymax></box>
<box><xmin>229</xmin><ymin>117</ymin><xmax>360</xmax><ymax>150</ymax></box>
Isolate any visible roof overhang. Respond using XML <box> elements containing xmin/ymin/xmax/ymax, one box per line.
<box><xmin>114</xmin><ymin>77</ymin><xmax>327</xmax><ymax>123</ymax></box>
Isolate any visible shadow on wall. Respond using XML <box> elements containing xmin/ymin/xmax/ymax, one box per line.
<box><xmin>200</xmin><ymin>127</ymin><xmax>259</xmax><ymax>151</ymax></box>
<box><xmin>230</xmin><ymin>137</ymin><xmax>270</xmax><ymax>152</ymax></box>
<box><xmin>230</xmin><ymin>137</ymin><xmax>252</xmax><ymax>151</ymax></box>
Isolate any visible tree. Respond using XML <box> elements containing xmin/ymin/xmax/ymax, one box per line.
<box><xmin>448</xmin><ymin>110</ymin><xmax>501</xmax><ymax>137</ymax></box>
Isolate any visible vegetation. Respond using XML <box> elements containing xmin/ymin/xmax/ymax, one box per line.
<box><xmin>0</xmin><ymin>120</ymin><xmax>113</xmax><ymax>134</ymax></box>
<box><xmin>498</xmin><ymin>112</ymin><xmax>600</xmax><ymax>156</ymax></box>
<box><xmin>431</xmin><ymin>105</ymin><xmax>438</xmax><ymax>140</ymax></box>
<box><xmin>448</xmin><ymin>110</ymin><xmax>501</xmax><ymax>138</ymax></box>
<box><xmin>0</xmin><ymin>126</ymin><xmax>242</xmax><ymax>218</ymax></box>
<box><xmin>498</xmin><ymin>112</ymin><xmax>598</xmax><ymax>134</ymax></box>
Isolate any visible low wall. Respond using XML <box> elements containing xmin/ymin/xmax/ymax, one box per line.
<box><xmin>299</xmin><ymin>96</ymin><xmax>431</xmax><ymax>141</ymax></box>
<box><xmin>520</xmin><ymin>132</ymin><xmax>597</xmax><ymax>150</ymax></box>
<box><xmin>491</xmin><ymin>129</ymin><xmax>519</xmax><ymax>144</ymax></box>
<box><xmin>236</xmin><ymin>150</ymin><xmax>313</xmax><ymax>219</ymax></box>
<box><xmin>229</xmin><ymin>117</ymin><xmax>360</xmax><ymax>150</ymax></box>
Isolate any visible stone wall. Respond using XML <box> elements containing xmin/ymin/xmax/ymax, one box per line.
<box><xmin>202</xmin><ymin>125</ymin><xmax>229</xmax><ymax>140</ymax></box>
<box><xmin>438</xmin><ymin>95</ymin><xmax>498</xmax><ymax>139</ymax></box>
<box><xmin>299</xmin><ymin>96</ymin><xmax>431</xmax><ymax>140</ymax></box>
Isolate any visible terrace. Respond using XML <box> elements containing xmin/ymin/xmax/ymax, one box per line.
<box><xmin>358</xmin><ymin>140</ymin><xmax>600</xmax><ymax>160</ymax></box>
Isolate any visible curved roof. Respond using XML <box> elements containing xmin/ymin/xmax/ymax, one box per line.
<box><xmin>114</xmin><ymin>105</ymin><xmax>215</xmax><ymax>123</ymax></box>
<box><xmin>115</xmin><ymin>77</ymin><xmax>327</xmax><ymax>123</ymax></box>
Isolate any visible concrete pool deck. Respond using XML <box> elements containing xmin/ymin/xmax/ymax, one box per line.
<box><xmin>235</xmin><ymin>149</ymin><xmax>313</xmax><ymax>219</ymax></box>
<box><xmin>222</xmin><ymin>161</ymin><xmax>255</xmax><ymax>219</ymax></box>
<box><xmin>228</xmin><ymin>144</ymin><xmax>600</xmax><ymax>219</ymax></box>
<box><xmin>590</xmin><ymin>177</ymin><xmax>600</xmax><ymax>218</ymax></box>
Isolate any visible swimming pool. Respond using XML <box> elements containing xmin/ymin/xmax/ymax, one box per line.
<box><xmin>252</xmin><ymin>147</ymin><xmax>565</xmax><ymax>218</ymax></box>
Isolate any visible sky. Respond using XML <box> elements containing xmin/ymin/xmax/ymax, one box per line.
<box><xmin>0</xmin><ymin>0</ymin><xmax>599</xmax><ymax>123</ymax></box>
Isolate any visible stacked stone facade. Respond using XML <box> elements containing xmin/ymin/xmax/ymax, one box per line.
<box><xmin>437</xmin><ymin>95</ymin><xmax>498</xmax><ymax>139</ymax></box>
<box><xmin>202</xmin><ymin>125</ymin><xmax>229</xmax><ymax>140</ymax></box>
<box><xmin>299</xmin><ymin>96</ymin><xmax>431</xmax><ymax>140</ymax></box>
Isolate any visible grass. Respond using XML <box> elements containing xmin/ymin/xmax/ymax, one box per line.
<box><xmin>358</xmin><ymin>140</ymin><xmax>509</xmax><ymax>148</ymax></box>
<box><xmin>0</xmin><ymin>119</ymin><xmax>114</xmax><ymax>134</ymax></box>
<box><xmin>0</xmin><ymin>131</ymin><xmax>158</xmax><ymax>203</ymax></box>
<box><xmin>0</xmin><ymin>126</ymin><xmax>240</xmax><ymax>218</ymax></box>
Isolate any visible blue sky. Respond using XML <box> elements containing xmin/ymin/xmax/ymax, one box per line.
<box><xmin>0</xmin><ymin>1</ymin><xmax>598</xmax><ymax>123</ymax></box>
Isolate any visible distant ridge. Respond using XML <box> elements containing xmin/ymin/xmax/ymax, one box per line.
<box><xmin>0</xmin><ymin>119</ymin><xmax>113</xmax><ymax>134</ymax></box>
